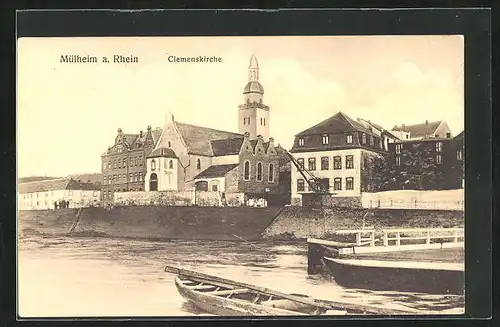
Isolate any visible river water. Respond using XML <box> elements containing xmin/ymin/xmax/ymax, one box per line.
<box><xmin>18</xmin><ymin>234</ymin><xmax>464</xmax><ymax>318</ymax></box>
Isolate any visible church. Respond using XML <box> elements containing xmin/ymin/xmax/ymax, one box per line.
<box><xmin>144</xmin><ymin>55</ymin><xmax>285</xmax><ymax>198</ymax></box>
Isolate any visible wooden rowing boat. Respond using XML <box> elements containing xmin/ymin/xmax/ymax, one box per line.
<box><xmin>323</xmin><ymin>257</ymin><xmax>465</xmax><ymax>295</ymax></box>
<box><xmin>166</xmin><ymin>265</ymin><xmax>347</xmax><ymax>316</ymax></box>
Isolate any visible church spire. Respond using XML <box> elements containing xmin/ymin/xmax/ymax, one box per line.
<box><xmin>248</xmin><ymin>54</ymin><xmax>259</xmax><ymax>82</ymax></box>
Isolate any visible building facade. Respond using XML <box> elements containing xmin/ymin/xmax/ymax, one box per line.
<box><xmin>385</xmin><ymin>131</ymin><xmax>464</xmax><ymax>190</ymax></box>
<box><xmin>391</xmin><ymin>120</ymin><xmax>452</xmax><ymax>141</ymax></box>
<box><xmin>100</xmin><ymin>126</ymin><xmax>162</xmax><ymax>202</ymax></box>
<box><xmin>143</xmin><ymin>55</ymin><xmax>286</xmax><ymax>199</ymax></box>
<box><xmin>289</xmin><ymin>112</ymin><xmax>385</xmax><ymax>206</ymax></box>
<box><xmin>18</xmin><ymin>178</ymin><xmax>100</xmax><ymax>210</ymax></box>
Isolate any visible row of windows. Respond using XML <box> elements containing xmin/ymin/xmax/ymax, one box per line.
<box><xmin>395</xmin><ymin>154</ymin><xmax>444</xmax><ymax>166</ymax></box>
<box><xmin>243</xmin><ymin>161</ymin><xmax>275</xmax><ymax>182</ymax></box>
<box><xmin>104</xmin><ymin>156</ymin><xmax>144</xmax><ymax>170</ymax></box>
<box><xmin>296</xmin><ymin>177</ymin><xmax>355</xmax><ymax>192</ymax></box>
<box><xmin>395</xmin><ymin>142</ymin><xmax>444</xmax><ymax>154</ymax></box>
<box><xmin>104</xmin><ymin>173</ymin><xmax>144</xmax><ymax>184</ymax></box>
<box><xmin>21</xmin><ymin>190</ymin><xmax>94</xmax><ymax>198</ymax></box>
<box><xmin>297</xmin><ymin>155</ymin><xmax>355</xmax><ymax>171</ymax></box>
<box><xmin>150</xmin><ymin>159</ymin><xmax>175</xmax><ymax>171</ymax></box>
<box><xmin>242</xmin><ymin>117</ymin><xmax>267</xmax><ymax>126</ymax></box>
<box><xmin>298</xmin><ymin>133</ymin><xmax>383</xmax><ymax>148</ymax></box>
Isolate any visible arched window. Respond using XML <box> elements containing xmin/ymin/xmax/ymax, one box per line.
<box><xmin>151</xmin><ymin>159</ymin><xmax>156</xmax><ymax>170</ymax></box>
<box><xmin>244</xmin><ymin>161</ymin><xmax>250</xmax><ymax>180</ymax></box>
<box><xmin>149</xmin><ymin>173</ymin><xmax>158</xmax><ymax>191</ymax></box>
<box><xmin>169</xmin><ymin>160</ymin><xmax>174</xmax><ymax>169</ymax></box>
<box><xmin>268</xmin><ymin>164</ymin><xmax>274</xmax><ymax>182</ymax></box>
<box><xmin>197</xmin><ymin>159</ymin><xmax>201</xmax><ymax>170</ymax></box>
<box><xmin>257</xmin><ymin>162</ymin><xmax>262</xmax><ymax>181</ymax></box>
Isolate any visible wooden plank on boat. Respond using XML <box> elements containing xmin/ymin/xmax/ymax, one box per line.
<box><xmin>211</xmin><ymin>288</ymin><xmax>249</xmax><ymax>296</ymax></box>
<box><xmin>165</xmin><ymin>265</ymin><xmax>333</xmax><ymax>311</ymax></box>
<box><xmin>190</xmin><ymin>284</ymin><xmax>218</xmax><ymax>290</ymax></box>
<box><xmin>337</xmin><ymin>241</ymin><xmax>464</xmax><ymax>255</ymax></box>
<box><xmin>324</xmin><ymin>257</ymin><xmax>464</xmax><ymax>272</ymax></box>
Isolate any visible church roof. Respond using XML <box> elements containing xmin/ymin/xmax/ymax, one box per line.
<box><xmin>175</xmin><ymin>122</ymin><xmax>243</xmax><ymax>156</ymax></box>
<box><xmin>243</xmin><ymin>81</ymin><xmax>264</xmax><ymax>94</ymax></box>
<box><xmin>392</xmin><ymin>120</ymin><xmax>442</xmax><ymax>139</ymax></box>
<box><xmin>296</xmin><ymin>112</ymin><xmax>379</xmax><ymax>137</ymax></box>
<box><xmin>193</xmin><ymin>164</ymin><xmax>239</xmax><ymax>179</ymax></box>
<box><xmin>147</xmin><ymin>147</ymin><xmax>178</xmax><ymax>159</ymax></box>
<box><xmin>18</xmin><ymin>178</ymin><xmax>100</xmax><ymax>194</ymax></box>
<box><xmin>210</xmin><ymin>138</ymin><xmax>244</xmax><ymax>156</ymax></box>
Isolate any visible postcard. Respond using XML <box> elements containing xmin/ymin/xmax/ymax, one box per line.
<box><xmin>17</xmin><ymin>34</ymin><xmax>466</xmax><ymax>318</ymax></box>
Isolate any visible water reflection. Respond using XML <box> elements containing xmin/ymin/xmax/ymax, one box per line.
<box><xmin>18</xmin><ymin>235</ymin><xmax>464</xmax><ymax>317</ymax></box>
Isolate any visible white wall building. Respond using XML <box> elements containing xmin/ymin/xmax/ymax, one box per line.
<box><xmin>18</xmin><ymin>178</ymin><xmax>101</xmax><ymax>210</ymax></box>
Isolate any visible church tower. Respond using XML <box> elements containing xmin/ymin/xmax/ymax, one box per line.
<box><xmin>238</xmin><ymin>55</ymin><xmax>270</xmax><ymax>141</ymax></box>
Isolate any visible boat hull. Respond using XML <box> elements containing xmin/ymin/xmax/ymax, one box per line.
<box><xmin>174</xmin><ymin>276</ymin><xmax>310</xmax><ymax>316</ymax></box>
<box><xmin>323</xmin><ymin>257</ymin><xmax>464</xmax><ymax>295</ymax></box>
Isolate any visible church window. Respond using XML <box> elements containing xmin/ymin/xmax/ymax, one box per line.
<box><xmin>298</xmin><ymin>138</ymin><xmax>304</xmax><ymax>146</ymax></box>
<box><xmin>263</xmin><ymin>118</ymin><xmax>266</xmax><ymax>126</ymax></box>
<box><xmin>297</xmin><ymin>179</ymin><xmax>305</xmax><ymax>192</ymax></box>
<box><xmin>346</xmin><ymin>134</ymin><xmax>353</xmax><ymax>144</ymax></box>
<box><xmin>151</xmin><ymin>159</ymin><xmax>156</xmax><ymax>171</ymax></box>
<box><xmin>268</xmin><ymin>164</ymin><xmax>274</xmax><ymax>182</ymax></box>
<box><xmin>197</xmin><ymin>159</ymin><xmax>201</xmax><ymax>170</ymax></box>
<box><xmin>346</xmin><ymin>177</ymin><xmax>354</xmax><ymax>190</ymax></box>
<box><xmin>346</xmin><ymin>155</ymin><xmax>354</xmax><ymax>169</ymax></box>
<box><xmin>362</xmin><ymin>133</ymin><xmax>367</xmax><ymax>144</ymax></box>
<box><xmin>168</xmin><ymin>141</ymin><xmax>171</xmax><ymax>148</ymax></box>
<box><xmin>308</xmin><ymin>158</ymin><xmax>316</xmax><ymax>171</ymax></box>
<box><xmin>169</xmin><ymin>160</ymin><xmax>174</xmax><ymax>169</ymax></box>
<box><xmin>322</xmin><ymin>134</ymin><xmax>329</xmax><ymax>145</ymax></box>
<box><xmin>248</xmin><ymin>117</ymin><xmax>251</xmax><ymax>125</ymax></box>
<box><xmin>244</xmin><ymin>161</ymin><xmax>250</xmax><ymax>180</ymax></box>
<box><xmin>297</xmin><ymin>158</ymin><xmax>304</xmax><ymax>169</ymax></box>
<box><xmin>260</xmin><ymin>118</ymin><xmax>263</xmax><ymax>125</ymax></box>
<box><xmin>321</xmin><ymin>157</ymin><xmax>329</xmax><ymax>170</ymax></box>
<box><xmin>257</xmin><ymin>162</ymin><xmax>263</xmax><ymax>181</ymax></box>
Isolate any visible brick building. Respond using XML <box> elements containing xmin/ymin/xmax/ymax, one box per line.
<box><xmin>143</xmin><ymin>55</ymin><xmax>287</xmax><ymax>200</ymax></box>
<box><xmin>289</xmin><ymin>112</ymin><xmax>386</xmax><ymax>206</ymax></box>
<box><xmin>100</xmin><ymin>126</ymin><xmax>162</xmax><ymax>201</ymax></box>
<box><xmin>385</xmin><ymin>128</ymin><xmax>464</xmax><ymax>190</ymax></box>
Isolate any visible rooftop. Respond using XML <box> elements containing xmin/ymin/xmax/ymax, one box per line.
<box><xmin>193</xmin><ymin>164</ymin><xmax>239</xmax><ymax>179</ymax></box>
<box><xmin>18</xmin><ymin>178</ymin><xmax>100</xmax><ymax>194</ymax></box>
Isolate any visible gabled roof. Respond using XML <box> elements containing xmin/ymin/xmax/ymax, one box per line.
<box><xmin>123</xmin><ymin>134</ymin><xmax>138</xmax><ymax>145</ymax></box>
<box><xmin>151</xmin><ymin>129</ymin><xmax>163</xmax><ymax>146</ymax></box>
<box><xmin>193</xmin><ymin>164</ymin><xmax>239</xmax><ymax>179</ymax></box>
<box><xmin>454</xmin><ymin>130</ymin><xmax>464</xmax><ymax>140</ymax></box>
<box><xmin>18</xmin><ymin>178</ymin><xmax>100</xmax><ymax>194</ymax></box>
<box><xmin>381</xmin><ymin>129</ymin><xmax>400</xmax><ymax>140</ymax></box>
<box><xmin>392</xmin><ymin>121</ymin><xmax>441</xmax><ymax>139</ymax></box>
<box><xmin>71</xmin><ymin>173</ymin><xmax>102</xmax><ymax>184</ymax></box>
<box><xmin>296</xmin><ymin>112</ymin><xmax>378</xmax><ymax>137</ymax></box>
<box><xmin>210</xmin><ymin>138</ymin><xmax>244</xmax><ymax>156</ymax></box>
<box><xmin>147</xmin><ymin>147</ymin><xmax>178</xmax><ymax>159</ymax></box>
<box><xmin>175</xmin><ymin>122</ymin><xmax>243</xmax><ymax>156</ymax></box>
<box><xmin>249</xmin><ymin>139</ymin><xmax>271</xmax><ymax>153</ymax></box>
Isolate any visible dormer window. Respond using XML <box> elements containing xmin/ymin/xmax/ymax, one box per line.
<box><xmin>322</xmin><ymin>134</ymin><xmax>329</xmax><ymax>145</ymax></box>
<box><xmin>346</xmin><ymin>134</ymin><xmax>353</xmax><ymax>144</ymax></box>
<box><xmin>362</xmin><ymin>133</ymin><xmax>367</xmax><ymax>144</ymax></box>
<box><xmin>369</xmin><ymin>136</ymin><xmax>374</xmax><ymax>146</ymax></box>
<box><xmin>298</xmin><ymin>138</ymin><xmax>304</xmax><ymax>146</ymax></box>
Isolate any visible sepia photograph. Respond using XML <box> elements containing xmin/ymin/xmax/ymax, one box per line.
<box><xmin>17</xmin><ymin>34</ymin><xmax>465</xmax><ymax>317</ymax></box>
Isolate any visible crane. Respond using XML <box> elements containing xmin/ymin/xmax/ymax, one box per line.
<box><xmin>284</xmin><ymin>150</ymin><xmax>330</xmax><ymax>194</ymax></box>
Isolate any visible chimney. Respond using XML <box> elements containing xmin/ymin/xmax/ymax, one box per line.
<box><xmin>147</xmin><ymin>125</ymin><xmax>152</xmax><ymax>131</ymax></box>
<box><xmin>425</xmin><ymin>120</ymin><xmax>429</xmax><ymax>125</ymax></box>
<box><xmin>140</xmin><ymin>131</ymin><xmax>144</xmax><ymax>137</ymax></box>
<box><xmin>117</xmin><ymin>128</ymin><xmax>123</xmax><ymax>134</ymax></box>
<box><xmin>269</xmin><ymin>137</ymin><xmax>275</xmax><ymax>148</ymax></box>
<box><xmin>244</xmin><ymin>132</ymin><xmax>250</xmax><ymax>139</ymax></box>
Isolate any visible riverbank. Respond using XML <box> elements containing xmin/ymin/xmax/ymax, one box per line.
<box><xmin>18</xmin><ymin>205</ymin><xmax>464</xmax><ymax>241</ymax></box>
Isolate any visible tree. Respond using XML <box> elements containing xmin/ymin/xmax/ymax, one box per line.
<box><xmin>398</xmin><ymin>144</ymin><xmax>445</xmax><ymax>190</ymax></box>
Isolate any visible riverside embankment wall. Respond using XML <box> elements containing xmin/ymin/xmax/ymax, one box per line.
<box><xmin>262</xmin><ymin>206</ymin><xmax>464</xmax><ymax>239</ymax></box>
<box><xmin>19</xmin><ymin>206</ymin><xmax>283</xmax><ymax>241</ymax></box>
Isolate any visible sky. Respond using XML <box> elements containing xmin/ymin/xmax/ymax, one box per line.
<box><xmin>17</xmin><ymin>35</ymin><xmax>464</xmax><ymax>178</ymax></box>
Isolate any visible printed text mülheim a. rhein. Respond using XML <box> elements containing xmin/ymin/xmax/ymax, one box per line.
<box><xmin>60</xmin><ymin>54</ymin><xmax>139</xmax><ymax>64</ymax></box>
